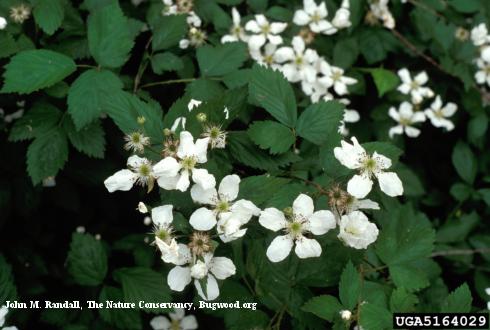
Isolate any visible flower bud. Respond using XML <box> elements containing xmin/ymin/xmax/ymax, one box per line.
<box><xmin>196</xmin><ymin>112</ymin><xmax>207</xmax><ymax>122</ymax></box>
<box><xmin>340</xmin><ymin>309</ymin><xmax>352</xmax><ymax>321</ymax></box>
<box><xmin>137</xmin><ymin>116</ymin><xmax>146</xmax><ymax>125</ymax></box>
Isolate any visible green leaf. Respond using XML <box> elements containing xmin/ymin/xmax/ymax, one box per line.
<box><xmin>339</xmin><ymin>261</ymin><xmax>360</xmax><ymax>310</ymax></box>
<box><xmin>2</xmin><ymin>49</ymin><xmax>76</xmax><ymax>94</ymax></box>
<box><xmin>27</xmin><ymin>128</ymin><xmax>69</xmax><ymax>185</ymax></box>
<box><xmin>359</xmin><ymin>303</ymin><xmax>392</xmax><ymax>330</ymax></box>
<box><xmin>452</xmin><ymin>141</ymin><xmax>477</xmax><ymax>184</ymax></box>
<box><xmin>375</xmin><ymin>204</ymin><xmax>435</xmax><ymax>266</ymax></box>
<box><xmin>448</xmin><ymin>0</ymin><xmax>480</xmax><ymax>13</ymax></box>
<box><xmin>64</xmin><ymin>118</ymin><xmax>106</xmax><ymax>158</ymax></box>
<box><xmin>0</xmin><ymin>255</ymin><xmax>17</xmax><ymax>306</ymax></box>
<box><xmin>87</xmin><ymin>3</ymin><xmax>134</xmax><ymax>68</ymax></box>
<box><xmin>247</xmin><ymin>120</ymin><xmax>294</xmax><ymax>154</ymax></box>
<box><xmin>9</xmin><ymin>103</ymin><xmax>62</xmax><ymax>142</ymax></box>
<box><xmin>441</xmin><ymin>283</ymin><xmax>472</xmax><ymax>312</ymax></box>
<box><xmin>433</xmin><ymin>21</ymin><xmax>454</xmax><ymax>51</ymax></box>
<box><xmin>151</xmin><ymin>52</ymin><xmax>184</xmax><ymax>74</ymax></box>
<box><xmin>32</xmin><ymin>0</ymin><xmax>65</xmax><ymax>35</ymax></box>
<box><xmin>436</xmin><ymin>211</ymin><xmax>479</xmax><ymax>243</ymax></box>
<box><xmin>113</xmin><ymin>267</ymin><xmax>171</xmax><ymax>313</ymax></box>
<box><xmin>478</xmin><ymin>188</ymin><xmax>490</xmax><ymax>206</ymax></box>
<box><xmin>390</xmin><ymin>287</ymin><xmax>418</xmax><ymax>312</ymax></box>
<box><xmin>333</xmin><ymin>37</ymin><xmax>359</xmax><ymax>69</ymax></box>
<box><xmin>389</xmin><ymin>263</ymin><xmax>429</xmax><ymax>292</ymax></box>
<box><xmin>296</xmin><ymin>101</ymin><xmax>344</xmax><ymax>145</ymax></box>
<box><xmin>66</xmin><ymin>233</ymin><xmax>108</xmax><ymax>286</ymax></box>
<box><xmin>301</xmin><ymin>295</ymin><xmax>343</xmax><ymax>322</ymax></box>
<box><xmin>362</xmin><ymin>141</ymin><xmax>403</xmax><ymax>163</ymax></box>
<box><xmin>99</xmin><ymin>286</ymin><xmax>142</xmax><ymax>330</ymax></box>
<box><xmin>0</xmin><ymin>33</ymin><xmax>18</xmax><ymax>59</ymax></box>
<box><xmin>238</xmin><ymin>175</ymin><xmax>291</xmax><ymax>206</ymax></box>
<box><xmin>249</xmin><ymin>64</ymin><xmax>297</xmax><ymax>127</ymax></box>
<box><xmin>152</xmin><ymin>14</ymin><xmax>187</xmax><ymax>51</ymax></box>
<box><xmin>197</xmin><ymin>42</ymin><xmax>248</xmax><ymax>77</ymax></box>
<box><xmin>67</xmin><ymin>69</ymin><xmax>123</xmax><ymax>130</ymax></box>
<box><xmin>369</xmin><ymin>68</ymin><xmax>399</xmax><ymax>97</ymax></box>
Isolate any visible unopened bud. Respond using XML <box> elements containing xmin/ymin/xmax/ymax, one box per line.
<box><xmin>143</xmin><ymin>216</ymin><xmax>152</xmax><ymax>226</ymax></box>
<box><xmin>137</xmin><ymin>202</ymin><xmax>148</xmax><ymax>214</ymax></box>
<box><xmin>137</xmin><ymin>116</ymin><xmax>146</xmax><ymax>125</ymax></box>
<box><xmin>163</xmin><ymin>128</ymin><xmax>172</xmax><ymax>136</ymax></box>
<box><xmin>196</xmin><ymin>112</ymin><xmax>207</xmax><ymax>123</ymax></box>
<box><xmin>340</xmin><ymin>310</ymin><xmax>352</xmax><ymax>321</ymax></box>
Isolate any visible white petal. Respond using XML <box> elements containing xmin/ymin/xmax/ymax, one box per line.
<box><xmin>153</xmin><ymin>157</ymin><xmax>182</xmax><ymax>178</ymax></box>
<box><xmin>192</xmin><ymin>168</ymin><xmax>216</xmax><ymax>190</ymax></box>
<box><xmin>274</xmin><ymin>47</ymin><xmax>295</xmax><ymax>63</ymax></box>
<box><xmin>442</xmin><ymin>103</ymin><xmax>457</xmax><ymax>117</ymax></box>
<box><xmin>230</xmin><ymin>199</ymin><xmax>260</xmax><ymax>220</ymax></box>
<box><xmin>270</xmin><ymin>22</ymin><xmax>288</xmax><ymax>34</ymax></box>
<box><xmin>389</xmin><ymin>125</ymin><xmax>404</xmax><ymax>138</ymax></box>
<box><xmin>306</xmin><ymin>210</ymin><xmax>336</xmax><ymax>235</ymax></box>
<box><xmin>151</xmin><ymin>205</ymin><xmax>173</xmax><ymax>226</ymax></box>
<box><xmin>355</xmin><ymin>199</ymin><xmax>380</xmax><ymax>210</ymax></box>
<box><xmin>231</xmin><ymin>7</ymin><xmax>241</xmax><ymax>25</ymax></box>
<box><xmin>347</xmin><ymin>174</ymin><xmax>373</xmax><ymax>198</ymax></box>
<box><xmin>195</xmin><ymin>274</ymin><xmax>220</xmax><ymax>301</ymax></box>
<box><xmin>210</xmin><ymin>257</ymin><xmax>236</xmax><ymax>279</ymax></box>
<box><xmin>267</xmin><ymin>34</ymin><xmax>283</xmax><ymax>45</ymax></box>
<box><xmin>194</xmin><ymin>137</ymin><xmax>209</xmax><ymax>163</ymax></box>
<box><xmin>293</xmin><ymin>10</ymin><xmax>310</xmax><ymax>25</ymax></box>
<box><xmin>415</xmin><ymin>71</ymin><xmax>428</xmax><ymax>85</ymax></box>
<box><xmin>189</xmin><ymin>207</ymin><xmax>217</xmax><ymax>231</ymax></box>
<box><xmin>150</xmin><ymin>316</ymin><xmax>171</xmax><ymax>330</ymax></box>
<box><xmin>127</xmin><ymin>155</ymin><xmax>146</xmax><ymax>168</ymax></box>
<box><xmin>259</xmin><ymin>208</ymin><xmax>287</xmax><ymax>231</ymax></box>
<box><xmin>291</xmin><ymin>36</ymin><xmax>305</xmax><ymax>53</ymax></box>
<box><xmin>176</xmin><ymin>170</ymin><xmax>191</xmax><ymax>192</ymax></box>
<box><xmin>388</xmin><ymin>107</ymin><xmax>400</xmax><ymax>121</ymax></box>
<box><xmin>397</xmin><ymin>68</ymin><xmax>411</xmax><ymax>83</ymax></box>
<box><xmin>295</xmin><ymin>237</ymin><xmax>322</xmax><ymax>258</ymax></box>
<box><xmin>181</xmin><ymin>315</ymin><xmax>198</xmax><ymax>330</ymax></box>
<box><xmin>177</xmin><ymin>131</ymin><xmax>195</xmax><ymax>158</ymax></box>
<box><xmin>245</xmin><ymin>19</ymin><xmax>261</xmax><ymax>33</ymax></box>
<box><xmin>372</xmin><ymin>152</ymin><xmax>392</xmax><ymax>170</ymax></box>
<box><xmin>167</xmin><ymin>266</ymin><xmax>192</xmax><ymax>291</ymax></box>
<box><xmin>248</xmin><ymin>34</ymin><xmax>266</xmax><ymax>49</ymax></box>
<box><xmin>191</xmin><ymin>184</ymin><xmax>218</xmax><ymax>205</ymax></box>
<box><xmin>104</xmin><ymin>169</ymin><xmax>137</xmax><ymax>192</ymax></box>
<box><xmin>266</xmin><ymin>235</ymin><xmax>294</xmax><ymax>262</ymax></box>
<box><xmin>292</xmin><ymin>193</ymin><xmax>315</xmax><ymax>217</ymax></box>
<box><xmin>376</xmin><ymin>171</ymin><xmax>403</xmax><ymax>196</ymax></box>
<box><xmin>405</xmin><ymin>126</ymin><xmax>421</xmax><ymax>137</ymax></box>
<box><xmin>157</xmin><ymin>174</ymin><xmax>180</xmax><ymax>190</ymax></box>
<box><xmin>169</xmin><ymin>308</ymin><xmax>185</xmax><ymax>321</ymax></box>
<box><xmin>218</xmin><ymin>174</ymin><xmax>240</xmax><ymax>201</ymax></box>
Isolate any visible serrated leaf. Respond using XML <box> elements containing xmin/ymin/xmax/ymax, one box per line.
<box><xmin>339</xmin><ymin>261</ymin><xmax>360</xmax><ymax>310</ymax></box>
<box><xmin>0</xmin><ymin>33</ymin><xmax>18</xmax><ymax>59</ymax></box>
<box><xmin>113</xmin><ymin>267</ymin><xmax>171</xmax><ymax>313</ymax></box>
<box><xmin>67</xmin><ymin>69</ymin><xmax>123</xmax><ymax>129</ymax></box>
<box><xmin>2</xmin><ymin>49</ymin><xmax>76</xmax><ymax>94</ymax></box>
<box><xmin>359</xmin><ymin>303</ymin><xmax>392</xmax><ymax>330</ymax></box>
<box><xmin>249</xmin><ymin>64</ymin><xmax>297</xmax><ymax>127</ymax></box>
<box><xmin>390</xmin><ymin>287</ymin><xmax>418</xmax><ymax>312</ymax></box>
<box><xmin>369</xmin><ymin>68</ymin><xmax>399</xmax><ymax>97</ymax></box>
<box><xmin>87</xmin><ymin>3</ymin><xmax>134</xmax><ymax>68</ymax></box>
<box><xmin>296</xmin><ymin>101</ymin><xmax>344</xmax><ymax>145</ymax></box>
<box><xmin>0</xmin><ymin>255</ymin><xmax>17</xmax><ymax>306</ymax></box>
<box><xmin>362</xmin><ymin>141</ymin><xmax>403</xmax><ymax>163</ymax></box>
<box><xmin>32</xmin><ymin>0</ymin><xmax>65</xmax><ymax>35</ymax></box>
<box><xmin>9</xmin><ymin>103</ymin><xmax>62</xmax><ymax>142</ymax></box>
<box><xmin>66</xmin><ymin>233</ymin><xmax>107</xmax><ymax>286</ymax></box>
<box><xmin>152</xmin><ymin>14</ymin><xmax>187</xmax><ymax>51</ymax></box>
<box><xmin>99</xmin><ymin>286</ymin><xmax>142</xmax><ymax>330</ymax></box>
<box><xmin>238</xmin><ymin>175</ymin><xmax>290</xmax><ymax>206</ymax></box>
<box><xmin>151</xmin><ymin>52</ymin><xmax>184</xmax><ymax>74</ymax></box>
<box><xmin>247</xmin><ymin>120</ymin><xmax>294</xmax><ymax>154</ymax></box>
<box><xmin>375</xmin><ymin>204</ymin><xmax>435</xmax><ymax>266</ymax></box>
<box><xmin>452</xmin><ymin>141</ymin><xmax>477</xmax><ymax>184</ymax></box>
<box><xmin>64</xmin><ymin>118</ymin><xmax>105</xmax><ymax>158</ymax></box>
<box><xmin>197</xmin><ymin>42</ymin><xmax>248</xmax><ymax>77</ymax></box>
<box><xmin>389</xmin><ymin>264</ymin><xmax>429</xmax><ymax>292</ymax></box>
<box><xmin>441</xmin><ymin>283</ymin><xmax>472</xmax><ymax>312</ymax></box>
<box><xmin>27</xmin><ymin>128</ymin><xmax>69</xmax><ymax>185</ymax></box>
<box><xmin>301</xmin><ymin>295</ymin><xmax>342</xmax><ymax>321</ymax></box>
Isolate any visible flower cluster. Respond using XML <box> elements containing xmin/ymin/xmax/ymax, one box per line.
<box><xmin>388</xmin><ymin>68</ymin><xmax>457</xmax><ymax>138</ymax></box>
<box><xmin>471</xmin><ymin>23</ymin><xmax>490</xmax><ymax>88</ymax></box>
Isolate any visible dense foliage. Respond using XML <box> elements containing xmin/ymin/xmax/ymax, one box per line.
<box><xmin>0</xmin><ymin>0</ymin><xmax>490</xmax><ymax>329</ymax></box>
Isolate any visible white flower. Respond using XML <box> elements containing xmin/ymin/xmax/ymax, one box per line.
<box><xmin>471</xmin><ymin>23</ymin><xmax>489</xmax><ymax>46</ymax></box>
<box><xmin>259</xmin><ymin>194</ymin><xmax>336</xmax><ymax>262</ymax></box>
<box><xmin>334</xmin><ymin>136</ymin><xmax>403</xmax><ymax>198</ymax></box>
<box><xmin>188</xmin><ymin>99</ymin><xmax>202</xmax><ymax>112</ymax></box>
<box><xmin>162</xmin><ymin>0</ymin><xmax>178</xmax><ymax>15</ymax></box>
<box><xmin>0</xmin><ymin>17</ymin><xmax>7</xmax><ymax>30</ymax></box>
<box><xmin>388</xmin><ymin>102</ymin><xmax>426</xmax><ymax>138</ymax></box>
<box><xmin>475</xmin><ymin>58</ymin><xmax>490</xmax><ymax>86</ymax></box>
<box><xmin>104</xmin><ymin>155</ymin><xmax>156</xmax><ymax>192</ymax></box>
<box><xmin>245</xmin><ymin>14</ymin><xmax>287</xmax><ymax>49</ymax></box>
<box><xmin>340</xmin><ymin>309</ymin><xmax>352</xmax><ymax>321</ymax></box>
<box><xmin>201</xmin><ymin>125</ymin><xmax>227</xmax><ymax>149</ymax></box>
<box><xmin>167</xmin><ymin>252</ymin><xmax>236</xmax><ymax>300</ymax></box>
<box><xmin>249</xmin><ymin>43</ymin><xmax>281</xmax><ymax>69</ymax></box>
<box><xmin>187</xmin><ymin>11</ymin><xmax>201</xmax><ymax>28</ymax></box>
<box><xmin>124</xmin><ymin>131</ymin><xmax>150</xmax><ymax>153</ymax></box>
<box><xmin>153</xmin><ymin>131</ymin><xmax>215</xmax><ymax>192</ymax></box>
<box><xmin>170</xmin><ymin>116</ymin><xmax>187</xmax><ymax>132</ymax></box>
<box><xmin>137</xmin><ymin>202</ymin><xmax>148</xmax><ymax>213</ymax></box>
<box><xmin>275</xmin><ymin>36</ymin><xmax>319</xmax><ymax>83</ymax></box>
<box><xmin>0</xmin><ymin>306</ymin><xmax>7</xmax><ymax>327</ymax></box>
<box><xmin>150</xmin><ymin>205</ymin><xmax>186</xmax><ymax>265</ymax></box>
<box><xmin>150</xmin><ymin>308</ymin><xmax>198</xmax><ymax>330</ymax></box>
<box><xmin>424</xmin><ymin>95</ymin><xmax>457</xmax><ymax>131</ymax></box>
<box><xmin>337</xmin><ymin>98</ymin><xmax>360</xmax><ymax>135</ymax></box>
<box><xmin>332</xmin><ymin>0</ymin><xmax>351</xmax><ymax>29</ymax></box>
<box><xmin>189</xmin><ymin>175</ymin><xmax>259</xmax><ymax>239</ymax></box>
<box><xmin>397</xmin><ymin>68</ymin><xmax>434</xmax><ymax>104</ymax></box>
<box><xmin>318</xmin><ymin>64</ymin><xmax>357</xmax><ymax>95</ymax></box>
<box><xmin>293</xmin><ymin>0</ymin><xmax>336</xmax><ymax>34</ymax></box>
<box><xmin>338</xmin><ymin>211</ymin><xmax>379</xmax><ymax>249</ymax></box>
<box><xmin>221</xmin><ymin>8</ymin><xmax>248</xmax><ymax>43</ymax></box>
<box><xmin>369</xmin><ymin>0</ymin><xmax>395</xmax><ymax>29</ymax></box>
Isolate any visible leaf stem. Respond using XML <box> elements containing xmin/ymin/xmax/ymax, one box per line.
<box><xmin>139</xmin><ymin>78</ymin><xmax>197</xmax><ymax>89</ymax></box>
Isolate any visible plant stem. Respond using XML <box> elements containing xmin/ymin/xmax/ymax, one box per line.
<box><xmin>139</xmin><ymin>78</ymin><xmax>197</xmax><ymax>89</ymax></box>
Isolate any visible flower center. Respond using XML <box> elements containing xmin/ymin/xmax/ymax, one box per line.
<box><xmin>295</xmin><ymin>56</ymin><xmax>304</xmax><ymax>66</ymax></box>
<box><xmin>311</xmin><ymin>11</ymin><xmax>321</xmax><ymax>23</ymax></box>
<box><xmin>233</xmin><ymin>26</ymin><xmax>242</xmax><ymax>35</ymax></box>
<box><xmin>131</xmin><ymin>132</ymin><xmax>141</xmax><ymax>143</ymax></box>
<box><xmin>345</xmin><ymin>225</ymin><xmax>360</xmax><ymax>236</ymax></box>
<box><xmin>155</xmin><ymin>227</ymin><xmax>171</xmax><ymax>242</ymax></box>
<box><xmin>410</xmin><ymin>81</ymin><xmax>419</xmax><ymax>90</ymax></box>
<box><xmin>399</xmin><ymin>117</ymin><xmax>412</xmax><ymax>126</ymax></box>
<box><xmin>181</xmin><ymin>156</ymin><xmax>197</xmax><ymax>170</ymax></box>
<box><xmin>261</xmin><ymin>23</ymin><xmax>271</xmax><ymax>34</ymax></box>
<box><xmin>332</xmin><ymin>71</ymin><xmax>343</xmax><ymax>81</ymax></box>
<box><xmin>264</xmin><ymin>54</ymin><xmax>273</xmax><ymax>64</ymax></box>
<box><xmin>138</xmin><ymin>164</ymin><xmax>151</xmax><ymax>177</ymax></box>
<box><xmin>216</xmin><ymin>200</ymin><xmax>230</xmax><ymax>213</ymax></box>
<box><xmin>209</xmin><ymin>127</ymin><xmax>221</xmax><ymax>139</ymax></box>
<box><xmin>170</xmin><ymin>320</ymin><xmax>181</xmax><ymax>330</ymax></box>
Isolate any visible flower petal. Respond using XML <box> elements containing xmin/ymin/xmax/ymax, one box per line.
<box><xmin>153</xmin><ymin>157</ymin><xmax>182</xmax><ymax>178</ymax></box>
<box><xmin>195</xmin><ymin>274</ymin><xmax>220</xmax><ymax>301</ymax></box>
<box><xmin>167</xmin><ymin>266</ymin><xmax>192</xmax><ymax>291</ymax></box>
<box><xmin>151</xmin><ymin>204</ymin><xmax>173</xmax><ymax>226</ymax></box>
<box><xmin>189</xmin><ymin>207</ymin><xmax>217</xmax><ymax>231</ymax></box>
<box><xmin>292</xmin><ymin>193</ymin><xmax>315</xmax><ymax>217</ymax></box>
<box><xmin>295</xmin><ymin>237</ymin><xmax>322</xmax><ymax>258</ymax></box>
<box><xmin>259</xmin><ymin>208</ymin><xmax>287</xmax><ymax>231</ymax></box>
<box><xmin>190</xmin><ymin>184</ymin><xmax>217</xmax><ymax>205</ymax></box>
<box><xmin>176</xmin><ymin>170</ymin><xmax>190</xmax><ymax>192</ymax></box>
<box><xmin>293</xmin><ymin>9</ymin><xmax>310</xmax><ymax>25</ymax></box>
<box><xmin>266</xmin><ymin>235</ymin><xmax>294</xmax><ymax>262</ymax></box>
<box><xmin>177</xmin><ymin>131</ymin><xmax>195</xmax><ymax>158</ymax></box>
<box><xmin>150</xmin><ymin>316</ymin><xmax>171</xmax><ymax>330</ymax></box>
<box><xmin>218</xmin><ymin>174</ymin><xmax>240</xmax><ymax>201</ymax></box>
<box><xmin>210</xmin><ymin>256</ymin><xmax>236</xmax><ymax>279</ymax></box>
<box><xmin>347</xmin><ymin>174</ymin><xmax>373</xmax><ymax>198</ymax></box>
<box><xmin>192</xmin><ymin>168</ymin><xmax>216</xmax><ymax>190</ymax></box>
<box><xmin>306</xmin><ymin>210</ymin><xmax>336</xmax><ymax>235</ymax></box>
<box><xmin>104</xmin><ymin>169</ymin><xmax>137</xmax><ymax>192</ymax></box>
<box><xmin>376</xmin><ymin>171</ymin><xmax>403</xmax><ymax>197</ymax></box>
<box><xmin>181</xmin><ymin>315</ymin><xmax>198</xmax><ymax>330</ymax></box>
